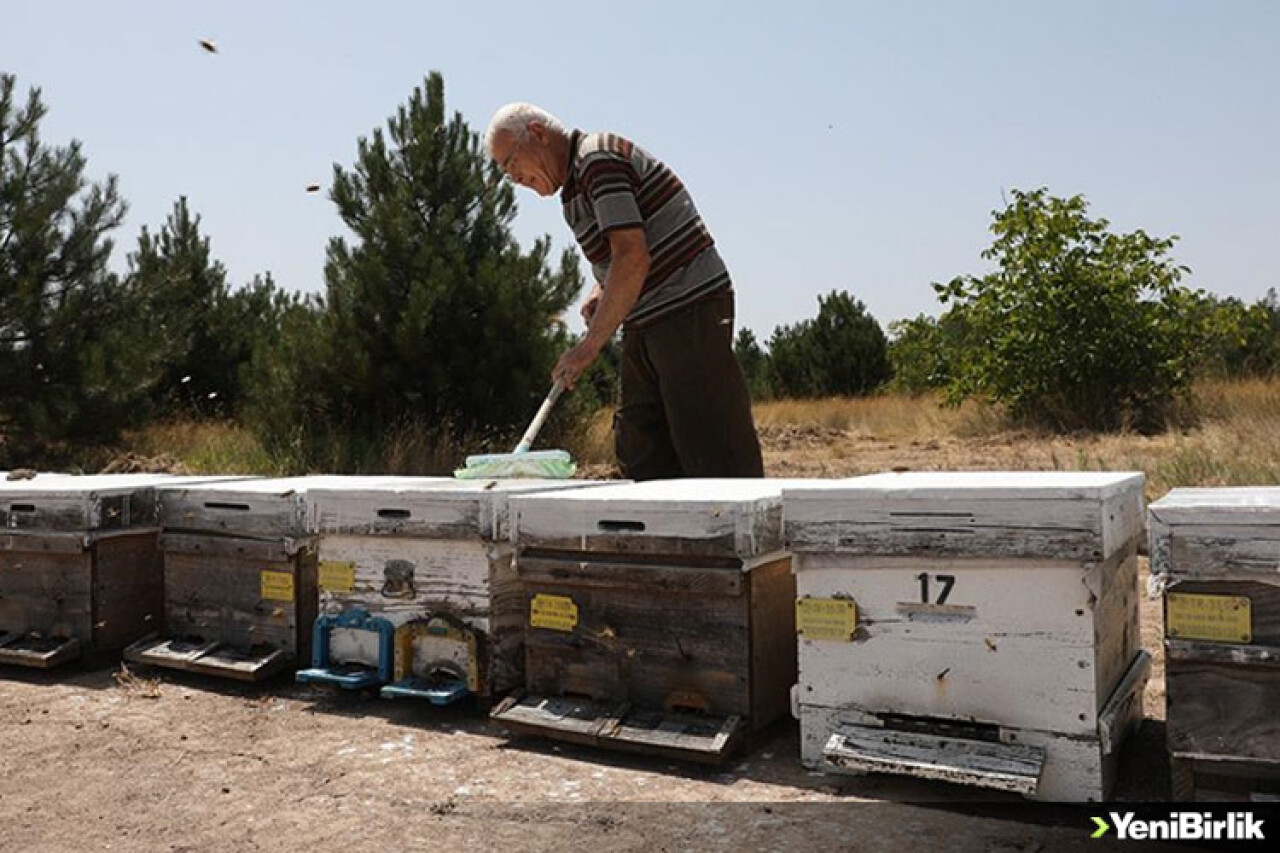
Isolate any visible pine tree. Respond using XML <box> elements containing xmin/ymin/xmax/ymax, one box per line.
<box><xmin>122</xmin><ymin>196</ymin><xmax>280</xmax><ymax>417</ymax></box>
<box><xmin>0</xmin><ymin>73</ymin><xmax>145</xmax><ymax>464</ymax></box>
<box><xmin>768</xmin><ymin>291</ymin><xmax>890</xmax><ymax>398</ymax></box>
<box><xmin>261</xmin><ymin>72</ymin><xmax>582</xmax><ymax>464</ymax></box>
<box><xmin>733</xmin><ymin>328</ymin><xmax>773</xmax><ymax>400</ymax></box>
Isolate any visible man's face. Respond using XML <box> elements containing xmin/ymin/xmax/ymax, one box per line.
<box><xmin>492</xmin><ymin>123</ymin><xmax>556</xmax><ymax>197</ymax></box>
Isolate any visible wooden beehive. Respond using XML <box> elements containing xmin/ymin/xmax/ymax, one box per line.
<box><xmin>125</xmin><ymin>477</ymin><xmax>325</xmax><ymax>681</ymax></box>
<box><xmin>1</xmin><ymin>474</ymin><xmax>236</xmax><ymax>668</ymax></box>
<box><xmin>1149</xmin><ymin>488</ymin><xmax>1280</xmax><ymax>801</ymax></box>
<box><xmin>784</xmin><ymin>472</ymin><xmax>1149</xmax><ymax>802</ymax></box>
<box><xmin>493</xmin><ymin>479</ymin><xmax>815</xmax><ymax>763</ymax></box>
<box><xmin>298</xmin><ymin>476</ymin><xmax>606</xmax><ymax>704</ymax></box>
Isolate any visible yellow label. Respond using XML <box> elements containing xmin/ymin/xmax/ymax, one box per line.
<box><xmin>797</xmin><ymin>597</ymin><xmax>858</xmax><ymax>642</ymax></box>
<box><xmin>530</xmin><ymin>594</ymin><xmax>578</xmax><ymax>632</ymax></box>
<box><xmin>1167</xmin><ymin>593</ymin><xmax>1251</xmax><ymax>644</ymax></box>
<box><xmin>260</xmin><ymin>570</ymin><xmax>295</xmax><ymax>602</ymax></box>
<box><xmin>319</xmin><ymin>560</ymin><xmax>356</xmax><ymax>592</ymax></box>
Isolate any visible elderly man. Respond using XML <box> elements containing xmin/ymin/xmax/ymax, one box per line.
<box><xmin>485</xmin><ymin>103</ymin><xmax>763</xmax><ymax>481</ymax></box>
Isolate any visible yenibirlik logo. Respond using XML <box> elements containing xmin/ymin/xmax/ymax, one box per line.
<box><xmin>1091</xmin><ymin>811</ymin><xmax>1265</xmax><ymax>841</ymax></box>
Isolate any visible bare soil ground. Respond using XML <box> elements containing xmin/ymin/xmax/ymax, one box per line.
<box><xmin>1</xmin><ymin>430</ymin><xmax>1188</xmax><ymax>852</ymax></box>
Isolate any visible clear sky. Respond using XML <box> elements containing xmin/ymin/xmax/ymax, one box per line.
<box><xmin>4</xmin><ymin>0</ymin><xmax>1277</xmax><ymax>339</ymax></box>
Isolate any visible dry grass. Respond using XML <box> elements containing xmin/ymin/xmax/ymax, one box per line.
<box><xmin>114</xmin><ymin>379</ymin><xmax>1280</xmax><ymax>500</ymax></box>
<box><xmin>123</xmin><ymin>420</ymin><xmax>286</xmax><ymax>476</ymax></box>
<box><xmin>113</xmin><ymin>663</ymin><xmax>163</xmax><ymax>699</ymax></box>
<box><xmin>746</xmin><ymin>380</ymin><xmax>1280</xmax><ymax>500</ymax></box>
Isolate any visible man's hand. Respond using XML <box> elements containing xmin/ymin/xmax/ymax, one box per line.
<box><xmin>581</xmin><ymin>283</ymin><xmax>604</xmax><ymax>324</ymax></box>
<box><xmin>552</xmin><ymin>338</ymin><xmax>602</xmax><ymax>390</ymax></box>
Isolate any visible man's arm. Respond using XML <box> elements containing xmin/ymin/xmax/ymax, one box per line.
<box><xmin>552</xmin><ymin>226</ymin><xmax>649</xmax><ymax>388</ymax></box>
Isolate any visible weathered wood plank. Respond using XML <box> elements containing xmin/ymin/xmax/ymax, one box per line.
<box><xmin>490</xmin><ymin>694</ymin><xmax>746</xmax><ymax>763</ymax></box>
<box><xmin>188</xmin><ymin>646</ymin><xmax>291</xmax><ymax>681</ymax></box>
<box><xmin>305</xmin><ymin>477</ymin><xmax>606</xmax><ymax>541</ymax></box>
<box><xmin>747</xmin><ymin>556</ymin><xmax>798</xmax><ymax>731</ymax></box>
<box><xmin>1166</xmin><ymin>658</ymin><xmax>1280</xmax><ymax>762</ymax></box>
<box><xmin>125</xmin><ymin>637</ymin><xmax>291</xmax><ymax>681</ymax></box>
<box><xmin>1167</xmin><ymin>638</ymin><xmax>1280</xmax><ymax>667</ymax></box>
<box><xmin>1</xmin><ymin>474</ymin><xmax>248</xmax><ymax>532</ymax></box>
<box><xmin>161</xmin><ymin>540</ymin><xmax>316</xmax><ymax>664</ymax></box>
<box><xmin>1097</xmin><ymin>649</ymin><xmax>1151</xmax><ymax>755</ymax></box>
<box><xmin>1150</xmin><ymin>487</ymin><xmax>1280</xmax><ymax>527</ymax></box>
<box><xmin>160</xmin><ymin>532</ymin><xmax>302</xmax><ymax>562</ymax></box>
<box><xmin>158</xmin><ymin>477</ymin><xmax>321</xmax><ymax>538</ymax></box>
<box><xmin>1152</xmin><ymin>524</ymin><xmax>1280</xmax><ymax>579</ymax></box>
<box><xmin>1091</xmin><ymin>549</ymin><xmax>1142</xmax><ymax>705</ymax></box>
<box><xmin>92</xmin><ymin>531</ymin><xmax>165</xmax><ymax>653</ymax></box>
<box><xmin>822</xmin><ymin>726</ymin><xmax>1046</xmax><ymax>795</ymax></box>
<box><xmin>517</xmin><ymin>555</ymin><xmax>744</xmax><ymax>596</ymax></box>
<box><xmin>490</xmin><ymin>695</ymin><xmax>629</xmax><ymax>748</ymax></box>
<box><xmin>0</xmin><ymin>474</ymin><xmax>161</xmax><ymax>531</ymax></box>
<box><xmin>125</xmin><ymin>637</ymin><xmax>221</xmax><ymax>669</ymax></box>
<box><xmin>510</xmin><ymin>479</ymin><xmax>815</xmax><ymax>559</ymax></box>
<box><xmin>784</xmin><ymin>472</ymin><xmax>1144</xmax><ymax>561</ymax></box>
<box><xmin>1</xmin><ymin>532</ymin><xmax>91</xmax><ymax>555</ymax></box>
<box><xmin>487</xmin><ymin>546</ymin><xmax>524</xmax><ymax>699</ymax></box>
<box><xmin>800</xmin><ymin>702</ymin><xmax>1136</xmax><ymax>803</ymax></box>
<box><xmin>524</xmin><ymin>605</ymin><xmax>752</xmax><ymax>717</ymax></box>
<box><xmin>0</xmin><ymin>549</ymin><xmax>93</xmax><ymax>642</ymax></box>
<box><xmin>0</xmin><ymin>634</ymin><xmax>81</xmax><ymax>668</ymax></box>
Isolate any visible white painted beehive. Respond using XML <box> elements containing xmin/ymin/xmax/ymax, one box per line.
<box><xmin>496</xmin><ymin>479</ymin><xmax>822</xmax><ymax>762</ymax></box>
<box><xmin>301</xmin><ymin>477</ymin><xmax>611</xmax><ymax>702</ymax></box>
<box><xmin>784</xmin><ymin>471</ymin><xmax>1150</xmax><ymax>802</ymax></box>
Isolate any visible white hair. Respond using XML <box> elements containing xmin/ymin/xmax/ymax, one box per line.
<box><xmin>484</xmin><ymin>103</ymin><xmax>566</xmax><ymax>157</ymax></box>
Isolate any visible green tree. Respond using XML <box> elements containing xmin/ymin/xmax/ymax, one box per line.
<box><xmin>768</xmin><ymin>291</ymin><xmax>890</xmax><ymax>398</ymax></box>
<box><xmin>936</xmin><ymin>188</ymin><xmax>1207</xmax><ymax>432</ymax></box>
<box><xmin>1198</xmin><ymin>290</ymin><xmax>1280</xmax><ymax>378</ymax></box>
<box><xmin>0</xmin><ymin>74</ymin><xmax>147</xmax><ymax>464</ymax></box>
<box><xmin>887</xmin><ymin>311</ymin><xmax>970</xmax><ymax>394</ymax></box>
<box><xmin>249</xmin><ymin>72</ymin><xmax>582</xmax><ymax>468</ymax></box>
<box><xmin>734</xmin><ymin>327</ymin><xmax>773</xmax><ymax>400</ymax></box>
<box><xmin>123</xmin><ymin>197</ymin><xmax>248</xmax><ymax>416</ymax></box>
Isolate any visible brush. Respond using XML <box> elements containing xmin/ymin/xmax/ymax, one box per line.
<box><xmin>454</xmin><ymin>380</ymin><xmax>576</xmax><ymax>479</ymax></box>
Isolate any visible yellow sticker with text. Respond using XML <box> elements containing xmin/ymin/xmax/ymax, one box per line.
<box><xmin>319</xmin><ymin>560</ymin><xmax>356</xmax><ymax>593</ymax></box>
<box><xmin>530</xmin><ymin>594</ymin><xmax>578</xmax><ymax>632</ymax></box>
<box><xmin>1167</xmin><ymin>593</ymin><xmax>1251</xmax><ymax>644</ymax></box>
<box><xmin>260</xmin><ymin>570</ymin><xmax>295</xmax><ymax>602</ymax></box>
<box><xmin>797</xmin><ymin>597</ymin><xmax>858</xmax><ymax>642</ymax></box>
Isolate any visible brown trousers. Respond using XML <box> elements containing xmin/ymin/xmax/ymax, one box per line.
<box><xmin>615</xmin><ymin>290</ymin><xmax>764</xmax><ymax>481</ymax></box>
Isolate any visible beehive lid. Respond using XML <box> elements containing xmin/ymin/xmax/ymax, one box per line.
<box><xmin>158</xmin><ymin>476</ymin><xmax>334</xmax><ymax>538</ymax></box>
<box><xmin>1149</xmin><ymin>487</ymin><xmax>1280</xmax><ymax>527</ymax></box>
<box><xmin>511</xmin><ymin>478</ymin><xmax>827</xmax><ymax>559</ymax></box>
<box><xmin>1</xmin><ymin>474</ymin><xmax>251</xmax><ymax>532</ymax></box>
<box><xmin>305</xmin><ymin>476</ymin><xmax>613</xmax><ymax>541</ymax></box>
<box><xmin>783</xmin><ymin>471</ymin><xmax>1145</xmax><ymax>560</ymax></box>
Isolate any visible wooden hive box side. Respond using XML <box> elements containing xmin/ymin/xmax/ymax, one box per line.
<box><xmin>746</xmin><ymin>554</ymin><xmax>797</xmax><ymax>730</ymax></box>
<box><xmin>0</xmin><ymin>533</ymin><xmax>93</xmax><ymax>642</ymax></box>
<box><xmin>90</xmin><ymin>530</ymin><xmax>164</xmax><ymax>654</ymax></box>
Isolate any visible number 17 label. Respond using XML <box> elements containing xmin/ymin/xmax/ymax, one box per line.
<box><xmin>916</xmin><ymin>573</ymin><xmax>956</xmax><ymax>605</ymax></box>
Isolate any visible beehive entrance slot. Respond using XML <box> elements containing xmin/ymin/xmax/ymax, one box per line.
<box><xmin>8</xmin><ymin>504</ymin><xmax>35</xmax><ymax>514</ymax></box>
<box><xmin>377</xmin><ymin>508</ymin><xmax>411</xmax><ymax>519</ymax></box>
<box><xmin>877</xmin><ymin>711</ymin><xmax>1002</xmax><ymax>744</ymax></box>
<box><xmin>598</xmin><ymin>520</ymin><xmax>646</xmax><ymax>533</ymax></box>
<box><xmin>203</xmin><ymin>502</ymin><xmax>251</xmax><ymax>512</ymax></box>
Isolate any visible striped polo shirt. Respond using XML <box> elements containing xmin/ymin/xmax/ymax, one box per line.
<box><xmin>560</xmin><ymin>130</ymin><xmax>731</xmax><ymax>330</ymax></box>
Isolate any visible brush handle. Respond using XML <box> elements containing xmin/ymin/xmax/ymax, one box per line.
<box><xmin>513</xmin><ymin>380</ymin><xmax>566</xmax><ymax>454</ymax></box>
